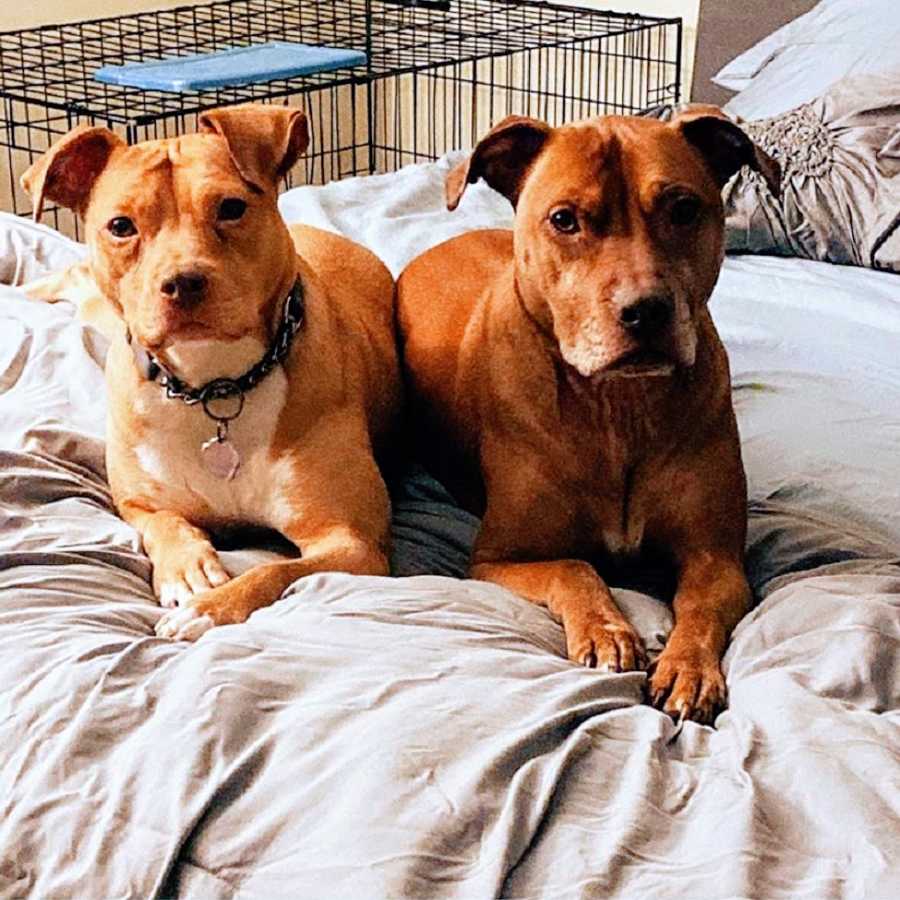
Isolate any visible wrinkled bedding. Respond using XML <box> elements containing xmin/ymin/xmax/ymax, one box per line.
<box><xmin>1</xmin><ymin>160</ymin><xmax>899</xmax><ymax>899</ymax></box>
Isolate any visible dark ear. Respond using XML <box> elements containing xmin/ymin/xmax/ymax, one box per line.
<box><xmin>673</xmin><ymin>107</ymin><xmax>781</xmax><ymax>197</ymax></box>
<box><xmin>446</xmin><ymin>115</ymin><xmax>551</xmax><ymax>211</ymax></box>
<box><xmin>21</xmin><ymin>126</ymin><xmax>124</xmax><ymax>221</ymax></box>
<box><xmin>199</xmin><ymin>103</ymin><xmax>309</xmax><ymax>190</ymax></box>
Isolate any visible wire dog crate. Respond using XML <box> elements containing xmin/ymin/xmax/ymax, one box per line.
<box><xmin>0</xmin><ymin>0</ymin><xmax>682</xmax><ymax>236</ymax></box>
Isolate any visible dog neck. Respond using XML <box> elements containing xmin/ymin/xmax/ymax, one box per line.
<box><xmin>136</xmin><ymin>267</ymin><xmax>301</xmax><ymax>388</ymax></box>
<box><xmin>159</xmin><ymin>335</ymin><xmax>267</xmax><ymax>385</ymax></box>
<box><xmin>502</xmin><ymin>271</ymin><xmax>725</xmax><ymax>456</ymax></box>
<box><xmin>124</xmin><ymin>274</ymin><xmax>304</xmax><ymax>471</ymax></box>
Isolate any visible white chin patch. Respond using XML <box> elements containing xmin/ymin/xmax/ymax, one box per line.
<box><xmin>559</xmin><ymin>335</ymin><xmax>619</xmax><ymax>379</ymax></box>
<box><xmin>557</xmin><ymin>308</ymin><xmax>698</xmax><ymax>379</ymax></box>
<box><xmin>162</xmin><ymin>335</ymin><xmax>267</xmax><ymax>383</ymax></box>
<box><xmin>562</xmin><ymin>351</ymin><xmax>612</xmax><ymax>378</ymax></box>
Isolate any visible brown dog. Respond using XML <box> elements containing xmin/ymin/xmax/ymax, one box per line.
<box><xmin>397</xmin><ymin>109</ymin><xmax>779</xmax><ymax>723</ymax></box>
<box><xmin>22</xmin><ymin>104</ymin><xmax>401</xmax><ymax>640</ymax></box>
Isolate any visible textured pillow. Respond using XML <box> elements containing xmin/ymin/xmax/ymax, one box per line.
<box><xmin>644</xmin><ymin>75</ymin><xmax>900</xmax><ymax>273</ymax></box>
<box><xmin>723</xmin><ymin>73</ymin><xmax>900</xmax><ymax>272</ymax></box>
<box><xmin>714</xmin><ymin>0</ymin><xmax>900</xmax><ymax>120</ymax></box>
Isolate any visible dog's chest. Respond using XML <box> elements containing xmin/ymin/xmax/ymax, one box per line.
<box><xmin>590</xmin><ymin>484</ymin><xmax>646</xmax><ymax>557</ymax></box>
<box><xmin>558</xmin><ymin>399</ymin><xmax>654</xmax><ymax>558</ymax></box>
<box><xmin>131</xmin><ymin>371</ymin><xmax>296</xmax><ymax>528</ymax></box>
<box><xmin>584</xmin><ymin>458</ymin><xmax>647</xmax><ymax>559</ymax></box>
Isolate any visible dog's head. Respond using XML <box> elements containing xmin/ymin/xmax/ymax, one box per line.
<box><xmin>447</xmin><ymin>109</ymin><xmax>779</xmax><ymax>379</ymax></box>
<box><xmin>22</xmin><ymin>104</ymin><xmax>308</xmax><ymax>362</ymax></box>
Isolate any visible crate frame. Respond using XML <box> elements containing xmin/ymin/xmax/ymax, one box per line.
<box><xmin>0</xmin><ymin>0</ymin><xmax>682</xmax><ymax>236</ymax></box>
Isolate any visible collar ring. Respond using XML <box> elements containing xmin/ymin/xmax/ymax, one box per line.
<box><xmin>201</xmin><ymin>380</ymin><xmax>245</xmax><ymax>423</ymax></box>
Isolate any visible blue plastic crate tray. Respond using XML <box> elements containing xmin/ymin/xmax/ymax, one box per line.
<box><xmin>94</xmin><ymin>41</ymin><xmax>368</xmax><ymax>93</ymax></box>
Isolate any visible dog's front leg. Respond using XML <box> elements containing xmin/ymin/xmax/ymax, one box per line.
<box><xmin>150</xmin><ymin>416</ymin><xmax>392</xmax><ymax>641</ymax></box>
<box><xmin>155</xmin><ymin>525</ymin><xmax>389</xmax><ymax>642</ymax></box>
<box><xmin>121</xmin><ymin>502</ymin><xmax>232</xmax><ymax>611</ymax></box>
<box><xmin>472</xmin><ymin>559</ymin><xmax>647</xmax><ymax>672</ymax></box>
<box><xmin>649</xmin><ymin>551</ymin><xmax>750</xmax><ymax>724</ymax></box>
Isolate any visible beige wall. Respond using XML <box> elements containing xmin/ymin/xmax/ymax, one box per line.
<box><xmin>583</xmin><ymin>1</ymin><xmax>699</xmax><ymax>97</ymax></box>
<box><xmin>0</xmin><ymin>1</ymin><xmax>185</xmax><ymax>31</ymax></box>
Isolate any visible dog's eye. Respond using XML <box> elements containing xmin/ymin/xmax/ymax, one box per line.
<box><xmin>218</xmin><ymin>198</ymin><xmax>247</xmax><ymax>222</ymax></box>
<box><xmin>549</xmin><ymin>208</ymin><xmax>579</xmax><ymax>234</ymax></box>
<box><xmin>670</xmin><ymin>195</ymin><xmax>701</xmax><ymax>227</ymax></box>
<box><xmin>107</xmin><ymin>216</ymin><xmax>137</xmax><ymax>238</ymax></box>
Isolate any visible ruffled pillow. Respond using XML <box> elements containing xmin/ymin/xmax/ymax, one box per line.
<box><xmin>644</xmin><ymin>73</ymin><xmax>900</xmax><ymax>273</ymax></box>
<box><xmin>723</xmin><ymin>72</ymin><xmax>900</xmax><ymax>272</ymax></box>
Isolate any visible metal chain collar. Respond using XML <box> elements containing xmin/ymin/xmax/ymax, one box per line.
<box><xmin>128</xmin><ymin>279</ymin><xmax>304</xmax><ymax>426</ymax></box>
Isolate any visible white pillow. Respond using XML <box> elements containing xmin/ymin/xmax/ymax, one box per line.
<box><xmin>0</xmin><ymin>211</ymin><xmax>86</xmax><ymax>286</ymax></box>
<box><xmin>278</xmin><ymin>151</ymin><xmax>512</xmax><ymax>278</ymax></box>
<box><xmin>714</xmin><ymin>0</ymin><xmax>900</xmax><ymax>120</ymax></box>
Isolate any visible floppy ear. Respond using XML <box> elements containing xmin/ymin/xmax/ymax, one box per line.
<box><xmin>446</xmin><ymin>115</ymin><xmax>551</xmax><ymax>211</ymax></box>
<box><xmin>199</xmin><ymin>103</ymin><xmax>309</xmax><ymax>191</ymax></box>
<box><xmin>21</xmin><ymin>126</ymin><xmax>124</xmax><ymax>221</ymax></box>
<box><xmin>673</xmin><ymin>107</ymin><xmax>781</xmax><ymax>197</ymax></box>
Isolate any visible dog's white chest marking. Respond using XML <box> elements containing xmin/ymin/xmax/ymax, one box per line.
<box><xmin>131</xmin><ymin>337</ymin><xmax>297</xmax><ymax>529</ymax></box>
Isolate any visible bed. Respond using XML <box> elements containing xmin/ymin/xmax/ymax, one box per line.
<box><xmin>1</xmin><ymin>138</ymin><xmax>899</xmax><ymax>895</ymax></box>
<box><xmin>3</xmin><ymin>0</ymin><xmax>900</xmax><ymax>891</ymax></box>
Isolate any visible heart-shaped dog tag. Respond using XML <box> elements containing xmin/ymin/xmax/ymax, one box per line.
<box><xmin>201</xmin><ymin>436</ymin><xmax>241</xmax><ymax>480</ymax></box>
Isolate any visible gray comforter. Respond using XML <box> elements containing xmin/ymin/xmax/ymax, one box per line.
<box><xmin>1</xmin><ymin>164</ymin><xmax>899</xmax><ymax>898</ymax></box>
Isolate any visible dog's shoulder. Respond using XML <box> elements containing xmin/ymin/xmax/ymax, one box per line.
<box><xmin>400</xmin><ymin>228</ymin><xmax>513</xmax><ymax>286</ymax></box>
<box><xmin>288</xmin><ymin>224</ymin><xmax>392</xmax><ymax>296</ymax></box>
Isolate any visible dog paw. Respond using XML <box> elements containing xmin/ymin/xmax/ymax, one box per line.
<box><xmin>649</xmin><ymin>646</ymin><xmax>726</xmax><ymax>725</ymax></box>
<box><xmin>155</xmin><ymin>604</ymin><xmax>216</xmax><ymax>642</ymax></box>
<box><xmin>153</xmin><ymin>544</ymin><xmax>231</xmax><ymax>608</ymax></box>
<box><xmin>567</xmin><ymin>618</ymin><xmax>648</xmax><ymax>672</ymax></box>
<box><xmin>155</xmin><ymin>578</ymin><xmax>259</xmax><ymax>641</ymax></box>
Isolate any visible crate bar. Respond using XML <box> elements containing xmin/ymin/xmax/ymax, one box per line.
<box><xmin>0</xmin><ymin>0</ymin><xmax>681</xmax><ymax>234</ymax></box>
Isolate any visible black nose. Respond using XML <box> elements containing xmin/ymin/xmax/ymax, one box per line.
<box><xmin>619</xmin><ymin>295</ymin><xmax>673</xmax><ymax>338</ymax></box>
<box><xmin>160</xmin><ymin>270</ymin><xmax>208</xmax><ymax>306</ymax></box>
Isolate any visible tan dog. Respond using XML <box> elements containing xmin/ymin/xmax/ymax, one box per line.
<box><xmin>397</xmin><ymin>110</ymin><xmax>779</xmax><ymax>723</ymax></box>
<box><xmin>22</xmin><ymin>104</ymin><xmax>401</xmax><ymax>640</ymax></box>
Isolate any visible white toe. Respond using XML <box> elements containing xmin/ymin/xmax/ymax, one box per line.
<box><xmin>203</xmin><ymin>559</ymin><xmax>231</xmax><ymax>587</ymax></box>
<box><xmin>184</xmin><ymin>567</ymin><xmax>214</xmax><ymax>595</ymax></box>
<box><xmin>158</xmin><ymin>582</ymin><xmax>181</xmax><ymax>609</ymax></box>
<box><xmin>179</xmin><ymin>613</ymin><xmax>215</xmax><ymax>641</ymax></box>
<box><xmin>155</xmin><ymin>606</ymin><xmax>215</xmax><ymax>642</ymax></box>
